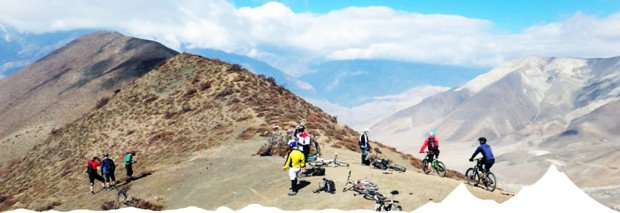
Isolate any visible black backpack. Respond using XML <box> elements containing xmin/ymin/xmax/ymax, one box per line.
<box><xmin>301</xmin><ymin>167</ymin><xmax>325</xmax><ymax>177</ymax></box>
<box><xmin>428</xmin><ymin>137</ymin><xmax>437</xmax><ymax>149</ymax></box>
<box><xmin>372</xmin><ymin>159</ymin><xmax>389</xmax><ymax>170</ymax></box>
<box><xmin>102</xmin><ymin>158</ymin><xmax>115</xmax><ymax>173</ymax></box>
<box><xmin>315</xmin><ymin>178</ymin><xmax>336</xmax><ymax>194</ymax></box>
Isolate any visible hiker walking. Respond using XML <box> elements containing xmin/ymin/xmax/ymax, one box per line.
<box><xmin>283</xmin><ymin>140</ymin><xmax>306</xmax><ymax>196</ymax></box>
<box><xmin>359</xmin><ymin>128</ymin><xmax>371</xmax><ymax>166</ymax></box>
<box><xmin>86</xmin><ymin>157</ymin><xmax>106</xmax><ymax>194</ymax></box>
<box><xmin>125</xmin><ymin>151</ymin><xmax>137</xmax><ymax>183</ymax></box>
<box><xmin>101</xmin><ymin>153</ymin><xmax>116</xmax><ymax>189</ymax></box>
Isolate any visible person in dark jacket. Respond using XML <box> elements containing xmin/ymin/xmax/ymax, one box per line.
<box><xmin>469</xmin><ymin>137</ymin><xmax>495</xmax><ymax>174</ymax></box>
<box><xmin>101</xmin><ymin>153</ymin><xmax>116</xmax><ymax>189</ymax></box>
<box><xmin>359</xmin><ymin>128</ymin><xmax>371</xmax><ymax>165</ymax></box>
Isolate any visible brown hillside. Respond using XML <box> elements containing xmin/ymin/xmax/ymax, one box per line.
<box><xmin>0</xmin><ymin>53</ymin><xmax>510</xmax><ymax>211</ymax></box>
<box><xmin>0</xmin><ymin>32</ymin><xmax>178</xmax><ymax>164</ymax></box>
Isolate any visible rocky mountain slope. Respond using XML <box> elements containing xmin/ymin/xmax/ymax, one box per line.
<box><xmin>372</xmin><ymin>56</ymin><xmax>620</xmax><ymax>208</ymax></box>
<box><xmin>0</xmin><ymin>31</ymin><xmax>178</xmax><ymax>164</ymax></box>
<box><xmin>0</xmin><ymin>52</ymin><xmax>510</xmax><ymax>211</ymax></box>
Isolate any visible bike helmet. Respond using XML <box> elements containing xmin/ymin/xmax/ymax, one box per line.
<box><xmin>478</xmin><ymin>137</ymin><xmax>487</xmax><ymax>144</ymax></box>
<box><xmin>130</xmin><ymin>150</ymin><xmax>136</xmax><ymax>156</ymax></box>
<box><xmin>429</xmin><ymin>131</ymin><xmax>437</xmax><ymax>136</ymax></box>
<box><xmin>288</xmin><ymin>140</ymin><xmax>297</xmax><ymax>148</ymax></box>
<box><xmin>103</xmin><ymin>153</ymin><xmax>109</xmax><ymax>157</ymax></box>
<box><xmin>363</xmin><ymin>128</ymin><xmax>370</xmax><ymax>133</ymax></box>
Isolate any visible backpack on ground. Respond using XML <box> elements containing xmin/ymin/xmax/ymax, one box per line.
<box><xmin>372</xmin><ymin>159</ymin><xmax>389</xmax><ymax>170</ymax></box>
<box><xmin>301</xmin><ymin>167</ymin><xmax>325</xmax><ymax>177</ymax></box>
<box><xmin>314</xmin><ymin>178</ymin><xmax>336</xmax><ymax>194</ymax></box>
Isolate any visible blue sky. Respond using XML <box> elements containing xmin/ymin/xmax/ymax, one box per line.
<box><xmin>233</xmin><ymin>0</ymin><xmax>620</xmax><ymax>32</ymax></box>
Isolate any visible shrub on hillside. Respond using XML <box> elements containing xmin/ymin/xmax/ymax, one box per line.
<box><xmin>96</xmin><ymin>96</ymin><xmax>111</xmax><ymax>109</ymax></box>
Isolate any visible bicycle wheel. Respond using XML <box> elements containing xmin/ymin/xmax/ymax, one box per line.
<box><xmin>484</xmin><ymin>172</ymin><xmax>497</xmax><ymax>192</ymax></box>
<box><xmin>335</xmin><ymin>161</ymin><xmax>349</xmax><ymax>167</ymax></box>
<box><xmin>389</xmin><ymin>204</ymin><xmax>402</xmax><ymax>211</ymax></box>
<box><xmin>421</xmin><ymin>160</ymin><xmax>431</xmax><ymax>174</ymax></box>
<box><xmin>390</xmin><ymin>164</ymin><xmax>406</xmax><ymax>172</ymax></box>
<box><xmin>308</xmin><ymin>161</ymin><xmax>326</xmax><ymax>167</ymax></box>
<box><xmin>435</xmin><ymin>161</ymin><xmax>446</xmax><ymax>177</ymax></box>
<box><xmin>465</xmin><ymin>168</ymin><xmax>477</xmax><ymax>185</ymax></box>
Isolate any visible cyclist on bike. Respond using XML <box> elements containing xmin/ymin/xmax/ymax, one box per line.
<box><xmin>359</xmin><ymin>128</ymin><xmax>371</xmax><ymax>166</ymax></box>
<box><xmin>419</xmin><ymin>131</ymin><xmax>440</xmax><ymax>172</ymax></box>
<box><xmin>283</xmin><ymin>140</ymin><xmax>306</xmax><ymax>196</ymax></box>
<box><xmin>469</xmin><ymin>137</ymin><xmax>495</xmax><ymax>175</ymax></box>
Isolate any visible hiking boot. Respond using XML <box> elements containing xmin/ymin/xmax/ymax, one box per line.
<box><xmin>288</xmin><ymin>190</ymin><xmax>297</xmax><ymax>196</ymax></box>
<box><xmin>91</xmin><ymin>191</ymin><xmax>95</xmax><ymax>195</ymax></box>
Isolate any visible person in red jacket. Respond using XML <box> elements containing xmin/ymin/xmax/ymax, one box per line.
<box><xmin>86</xmin><ymin>157</ymin><xmax>106</xmax><ymax>194</ymax></box>
<box><xmin>419</xmin><ymin>131</ymin><xmax>440</xmax><ymax>172</ymax></box>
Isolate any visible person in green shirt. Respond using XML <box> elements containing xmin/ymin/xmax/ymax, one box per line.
<box><xmin>125</xmin><ymin>151</ymin><xmax>137</xmax><ymax>183</ymax></box>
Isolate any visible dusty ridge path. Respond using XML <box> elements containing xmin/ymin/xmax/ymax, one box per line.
<box><xmin>60</xmin><ymin>137</ymin><xmax>511</xmax><ymax>211</ymax></box>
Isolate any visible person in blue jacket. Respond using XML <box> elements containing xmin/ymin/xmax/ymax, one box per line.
<box><xmin>469</xmin><ymin>137</ymin><xmax>495</xmax><ymax>174</ymax></box>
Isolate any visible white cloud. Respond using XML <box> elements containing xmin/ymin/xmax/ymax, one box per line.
<box><xmin>306</xmin><ymin>85</ymin><xmax>449</xmax><ymax>129</ymax></box>
<box><xmin>1</xmin><ymin>1</ymin><xmax>619</xmax><ymax>76</ymax></box>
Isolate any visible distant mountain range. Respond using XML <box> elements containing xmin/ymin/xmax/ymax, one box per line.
<box><xmin>1</xmin><ymin>27</ymin><xmax>485</xmax><ymax>130</ymax></box>
<box><xmin>372</xmin><ymin>55</ymin><xmax>620</xmax><ymax>208</ymax></box>
<box><xmin>0</xmin><ymin>26</ymin><xmax>89</xmax><ymax>76</ymax></box>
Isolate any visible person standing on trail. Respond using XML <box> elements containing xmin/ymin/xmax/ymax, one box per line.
<box><xmin>299</xmin><ymin>130</ymin><xmax>311</xmax><ymax>162</ymax></box>
<box><xmin>125</xmin><ymin>151</ymin><xmax>137</xmax><ymax>183</ymax></box>
<box><xmin>101</xmin><ymin>153</ymin><xmax>116</xmax><ymax>190</ymax></box>
<box><xmin>419</xmin><ymin>131</ymin><xmax>440</xmax><ymax>172</ymax></box>
<box><xmin>359</xmin><ymin>128</ymin><xmax>371</xmax><ymax>166</ymax></box>
<box><xmin>283</xmin><ymin>141</ymin><xmax>306</xmax><ymax>196</ymax></box>
<box><xmin>86</xmin><ymin>156</ymin><xmax>106</xmax><ymax>194</ymax></box>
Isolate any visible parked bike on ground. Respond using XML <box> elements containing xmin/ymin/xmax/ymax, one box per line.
<box><xmin>369</xmin><ymin>154</ymin><xmax>406</xmax><ymax>172</ymax></box>
<box><xmin>374</xmin><ymin>190</ymin><xmax>402</xmax><ymax>211</ymax></box>
<box><xmin>308</xmin><ymin>153</ymin><xmax>349</xmax><ymax>167</ymax></box>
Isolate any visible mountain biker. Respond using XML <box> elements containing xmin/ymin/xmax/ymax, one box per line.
<box><xmin>125</xmin><ymin>151</ymin><xmax>137</xmax><ymax>183</ymax></box>
<box><xmin>86</xmin><ymin>157</ymin><xmax>105</xmax><ymax>194</ymax></box>
<box><xmin>359</xmin><ymin>128</ymin><xmax>371</xmax><ymax>166</ymax></box>
<box><xmin>419</xmin><ymin>131</ymin><xmax>440</xmax><ymax>172</ymax></box>
<box><xmin>298</xmin><ymin>131</ymin><xmax>311</xmax><ymax>162</ymax></box>
<box><xmin>101</xmin><ymin>153</ymin><xmax>116</xmax><ymax>190</ymax></box>
<box><xmin>469</xmin><ymin>137</ymin><xmax>495</xmax><ymax>176</ymax></box>
<box><xmin>283</xmin><ymin>141</ymin><xmax>306</xmax><ymax>196</ymax></box>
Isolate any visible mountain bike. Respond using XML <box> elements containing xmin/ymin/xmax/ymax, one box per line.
<box><xmin>308</xmin><ymin>153</ymin><xmax>349</xmax><ymax>167</ymax></box>
<box><xmin>374</xmin><ymin>190</ymin><xmax>403</xmax><ymax>211</ymax></box>
<box><xmin>465</xmin><ymin>159</ymin><xmax>496</xmax><ymax>192</ymax></box>
<box><xmin>369</xmin><ymin>155</ymin><xmax>407</xmax><ymax>172</ymax></box>
<box><xmin>343</xmin><ymin>170</ymin><xmax>380</xmax><ymax>200</ymax></box>
<box><xmin>421</xmin><ymin>151</ymin><xmax>446</xmax><ymax>177</ymax></box>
